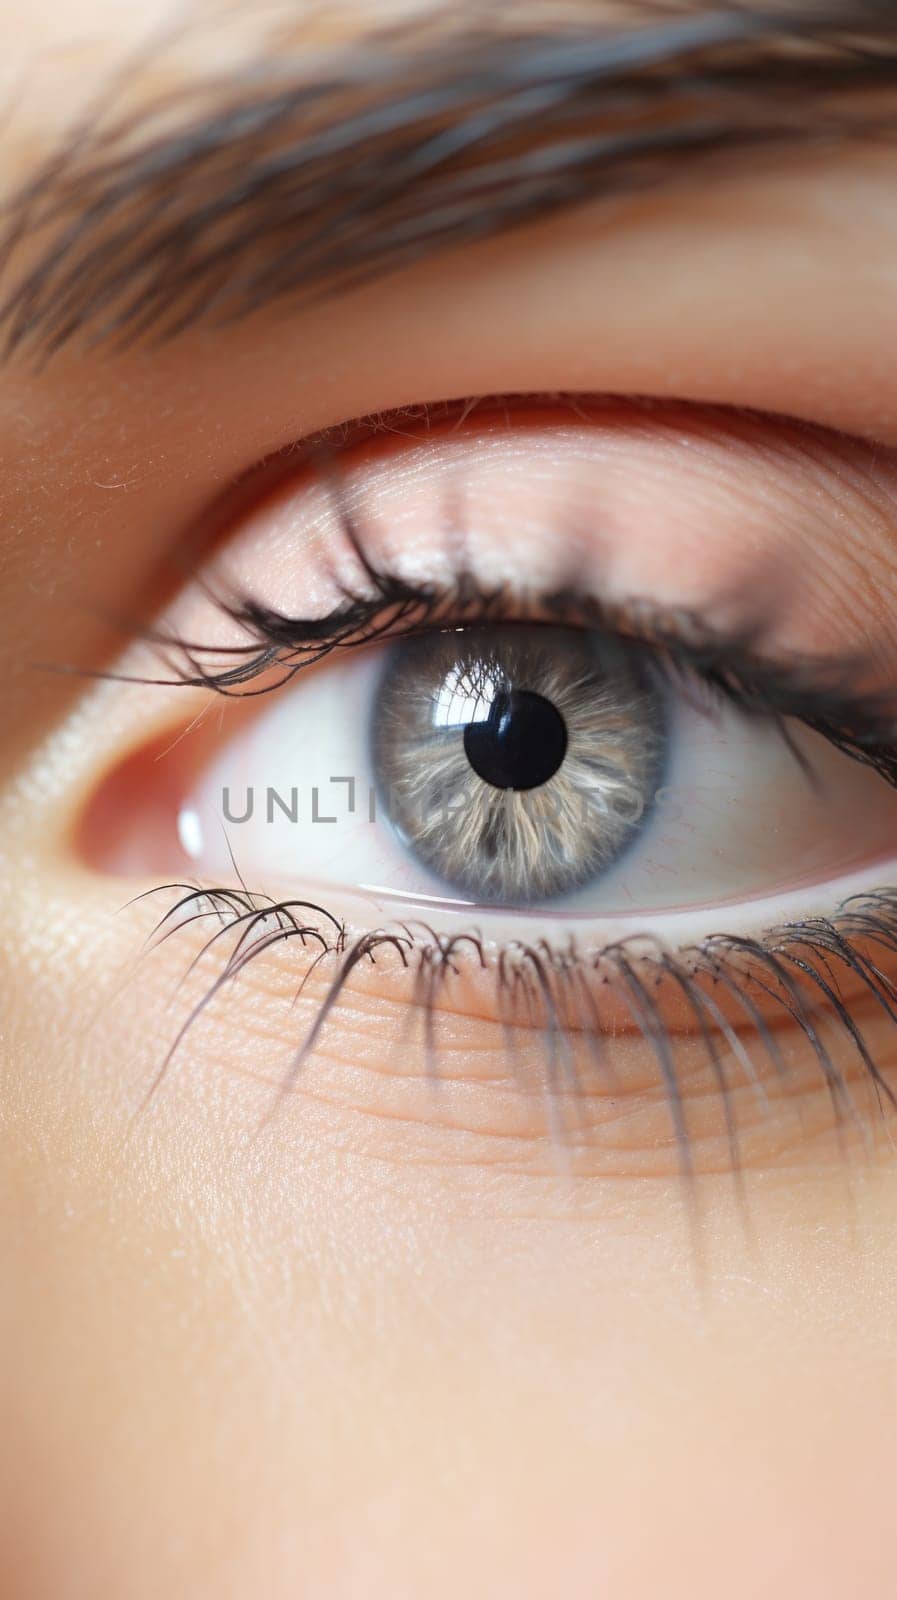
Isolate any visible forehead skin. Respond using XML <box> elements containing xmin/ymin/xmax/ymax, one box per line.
<box><xmin>3</xmin><ymin>3</ymin><xmax>897</xmax><ymax>1599</ymax></box>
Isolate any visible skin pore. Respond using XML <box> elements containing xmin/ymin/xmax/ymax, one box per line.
<box><xmin>5</xmin><ymin>3</ymin><xmax>897</xmax><ymax>1597</ymax></box>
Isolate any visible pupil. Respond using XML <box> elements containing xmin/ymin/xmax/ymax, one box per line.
<box><xmin>463</xmin><ymin>686</ymin><xmax>568</xmax><ymax>791</ymax></box>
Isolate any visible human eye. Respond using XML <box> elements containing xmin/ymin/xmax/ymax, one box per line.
<box><xmin>15</xmin><ymin>2</ymin><xmax>897</xmax><ymax>1593</ymax></box>
<box><xmin>80</xmin><ymin>398</ymin><xmax>897</xmax><ymax>1175</ymax></box>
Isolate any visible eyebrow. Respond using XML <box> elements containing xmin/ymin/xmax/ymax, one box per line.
<box><xmin>1</xmin><ymin>1</ymin><xmax>894</xmax><ymax>363</ymax></box>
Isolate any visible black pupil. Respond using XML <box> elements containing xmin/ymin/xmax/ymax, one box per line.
<box><xmin>463</xmin><ymin>687</ymin><xmax>568</xmax><ymax>791</ymax></box>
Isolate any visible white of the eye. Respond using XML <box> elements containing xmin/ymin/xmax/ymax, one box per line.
<box><xmin>179</xmin><ymin>641</ymin><xmax>897</xmax><ymax>919</ymax></box>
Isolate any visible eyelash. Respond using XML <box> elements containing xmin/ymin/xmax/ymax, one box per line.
<box><xmin>122</xmin><ymin>491</ymin><xmax>897</xmax><ymax>1166</ymax></box>
<box><xmin>149</xmin><ymin>491</ymin><xmax>897</xmax><ymax>784</ymax></box>
<box><xmin>140</xmin><ymin>877</ymin><xmax>897</xmax><ymax>1174</ymax></box>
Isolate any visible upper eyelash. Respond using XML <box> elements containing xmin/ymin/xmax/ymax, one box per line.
<box><xmin>142</xmin><ymin>500</ymin><xmax>897</xmax><ymax>791</ymax></box>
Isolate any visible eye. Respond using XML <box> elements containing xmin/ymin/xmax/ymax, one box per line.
<box><xmin>97</xmin><ymin>400</ymin><xmax>897</xmax><ymax>920</ymax></box>
<box><xmin>78</xmin><ymin>397</ymin><xmax>897</xmax><ymax>1173</ymax></box>
<box><xmin>175</xmin><ymin>615</ymin><xmax>897</xmax><ymax>918</ymax></box>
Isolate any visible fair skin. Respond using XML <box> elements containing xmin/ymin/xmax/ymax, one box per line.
<box><xmin>4</xmin><ymin>4</ymin><xmax>897</xmax><ymax>1596</ymax></box>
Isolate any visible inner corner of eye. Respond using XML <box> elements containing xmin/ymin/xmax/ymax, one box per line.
<box><xmin>76</xmin><ymin>723</ymin><xmax>205</xmax><ymax>879</ymax></box>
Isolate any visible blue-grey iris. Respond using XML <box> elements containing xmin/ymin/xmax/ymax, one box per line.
<box><xmin>372</xmin><ymin>624</ymin><xmax>668</xmax><ymax>904</ymax></box>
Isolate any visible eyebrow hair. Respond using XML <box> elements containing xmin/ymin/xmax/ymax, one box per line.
<box><xmin>1</xmin><ymin>1</ymin><xmax>895</xmax><ymax>363</ymax></box>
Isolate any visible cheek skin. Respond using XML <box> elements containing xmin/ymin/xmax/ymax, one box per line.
<box><xmin>4</xmin><ymin>866</ymin><xmax>897</xmax><ymax>1595</ymax></box>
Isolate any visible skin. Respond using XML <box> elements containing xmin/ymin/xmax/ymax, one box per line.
<box><xmin>3</xmin><ymin>3</ymin><xmax>897</xmax><ymax>1596</ymax></box>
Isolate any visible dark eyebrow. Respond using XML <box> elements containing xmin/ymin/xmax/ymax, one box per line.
<box><xmin>1</xmin><ymin>1</ymin><xmax>895</xmax><ymax>363</ymax></box>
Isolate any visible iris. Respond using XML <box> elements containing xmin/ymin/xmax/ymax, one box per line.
<box><xmin>372</xmin><ymin>624</ymin><xmax>669</xmax><ymax>904</ymax></box>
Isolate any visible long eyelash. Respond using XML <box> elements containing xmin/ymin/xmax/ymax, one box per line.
<box><xmin>136</xmin><ymin>880</ymin><xmax>897</xmax><ymax>1170</ymax></box>
<box><xmin>137</xmin><ymin>485</ymin><xmax>897</xmax><ymax>788</ymax></box>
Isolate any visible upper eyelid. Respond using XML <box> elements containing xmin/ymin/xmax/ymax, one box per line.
<box><xmin>124</xmin><ymin>399</ymin><xmax>897</xmax><ymax>761</ymax></box>
<box><xmin>67</xmin><ymin>392</ymin><xmax>897</xmax><ymax>731</ymax></box>
<box><xmin>137</xmin><ymin>519</ymin><xmax>897</xmax><ymax>799</ymax></box>
<box><xmin>172</xmin><ymin>392</ymin><xmax>897</xmax><ymax>602</ymax></box>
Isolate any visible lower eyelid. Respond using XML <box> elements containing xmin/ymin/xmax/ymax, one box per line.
<box><xmin>131</xmin><ymin>877</ymin><xmax>897</xmax><ymax>1185</ymax></box>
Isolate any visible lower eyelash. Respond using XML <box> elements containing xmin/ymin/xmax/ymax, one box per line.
<box><xmin>135</xmin><ymin>880</ymin><xmax>897</xmax><ymax>1169</ymax></box>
